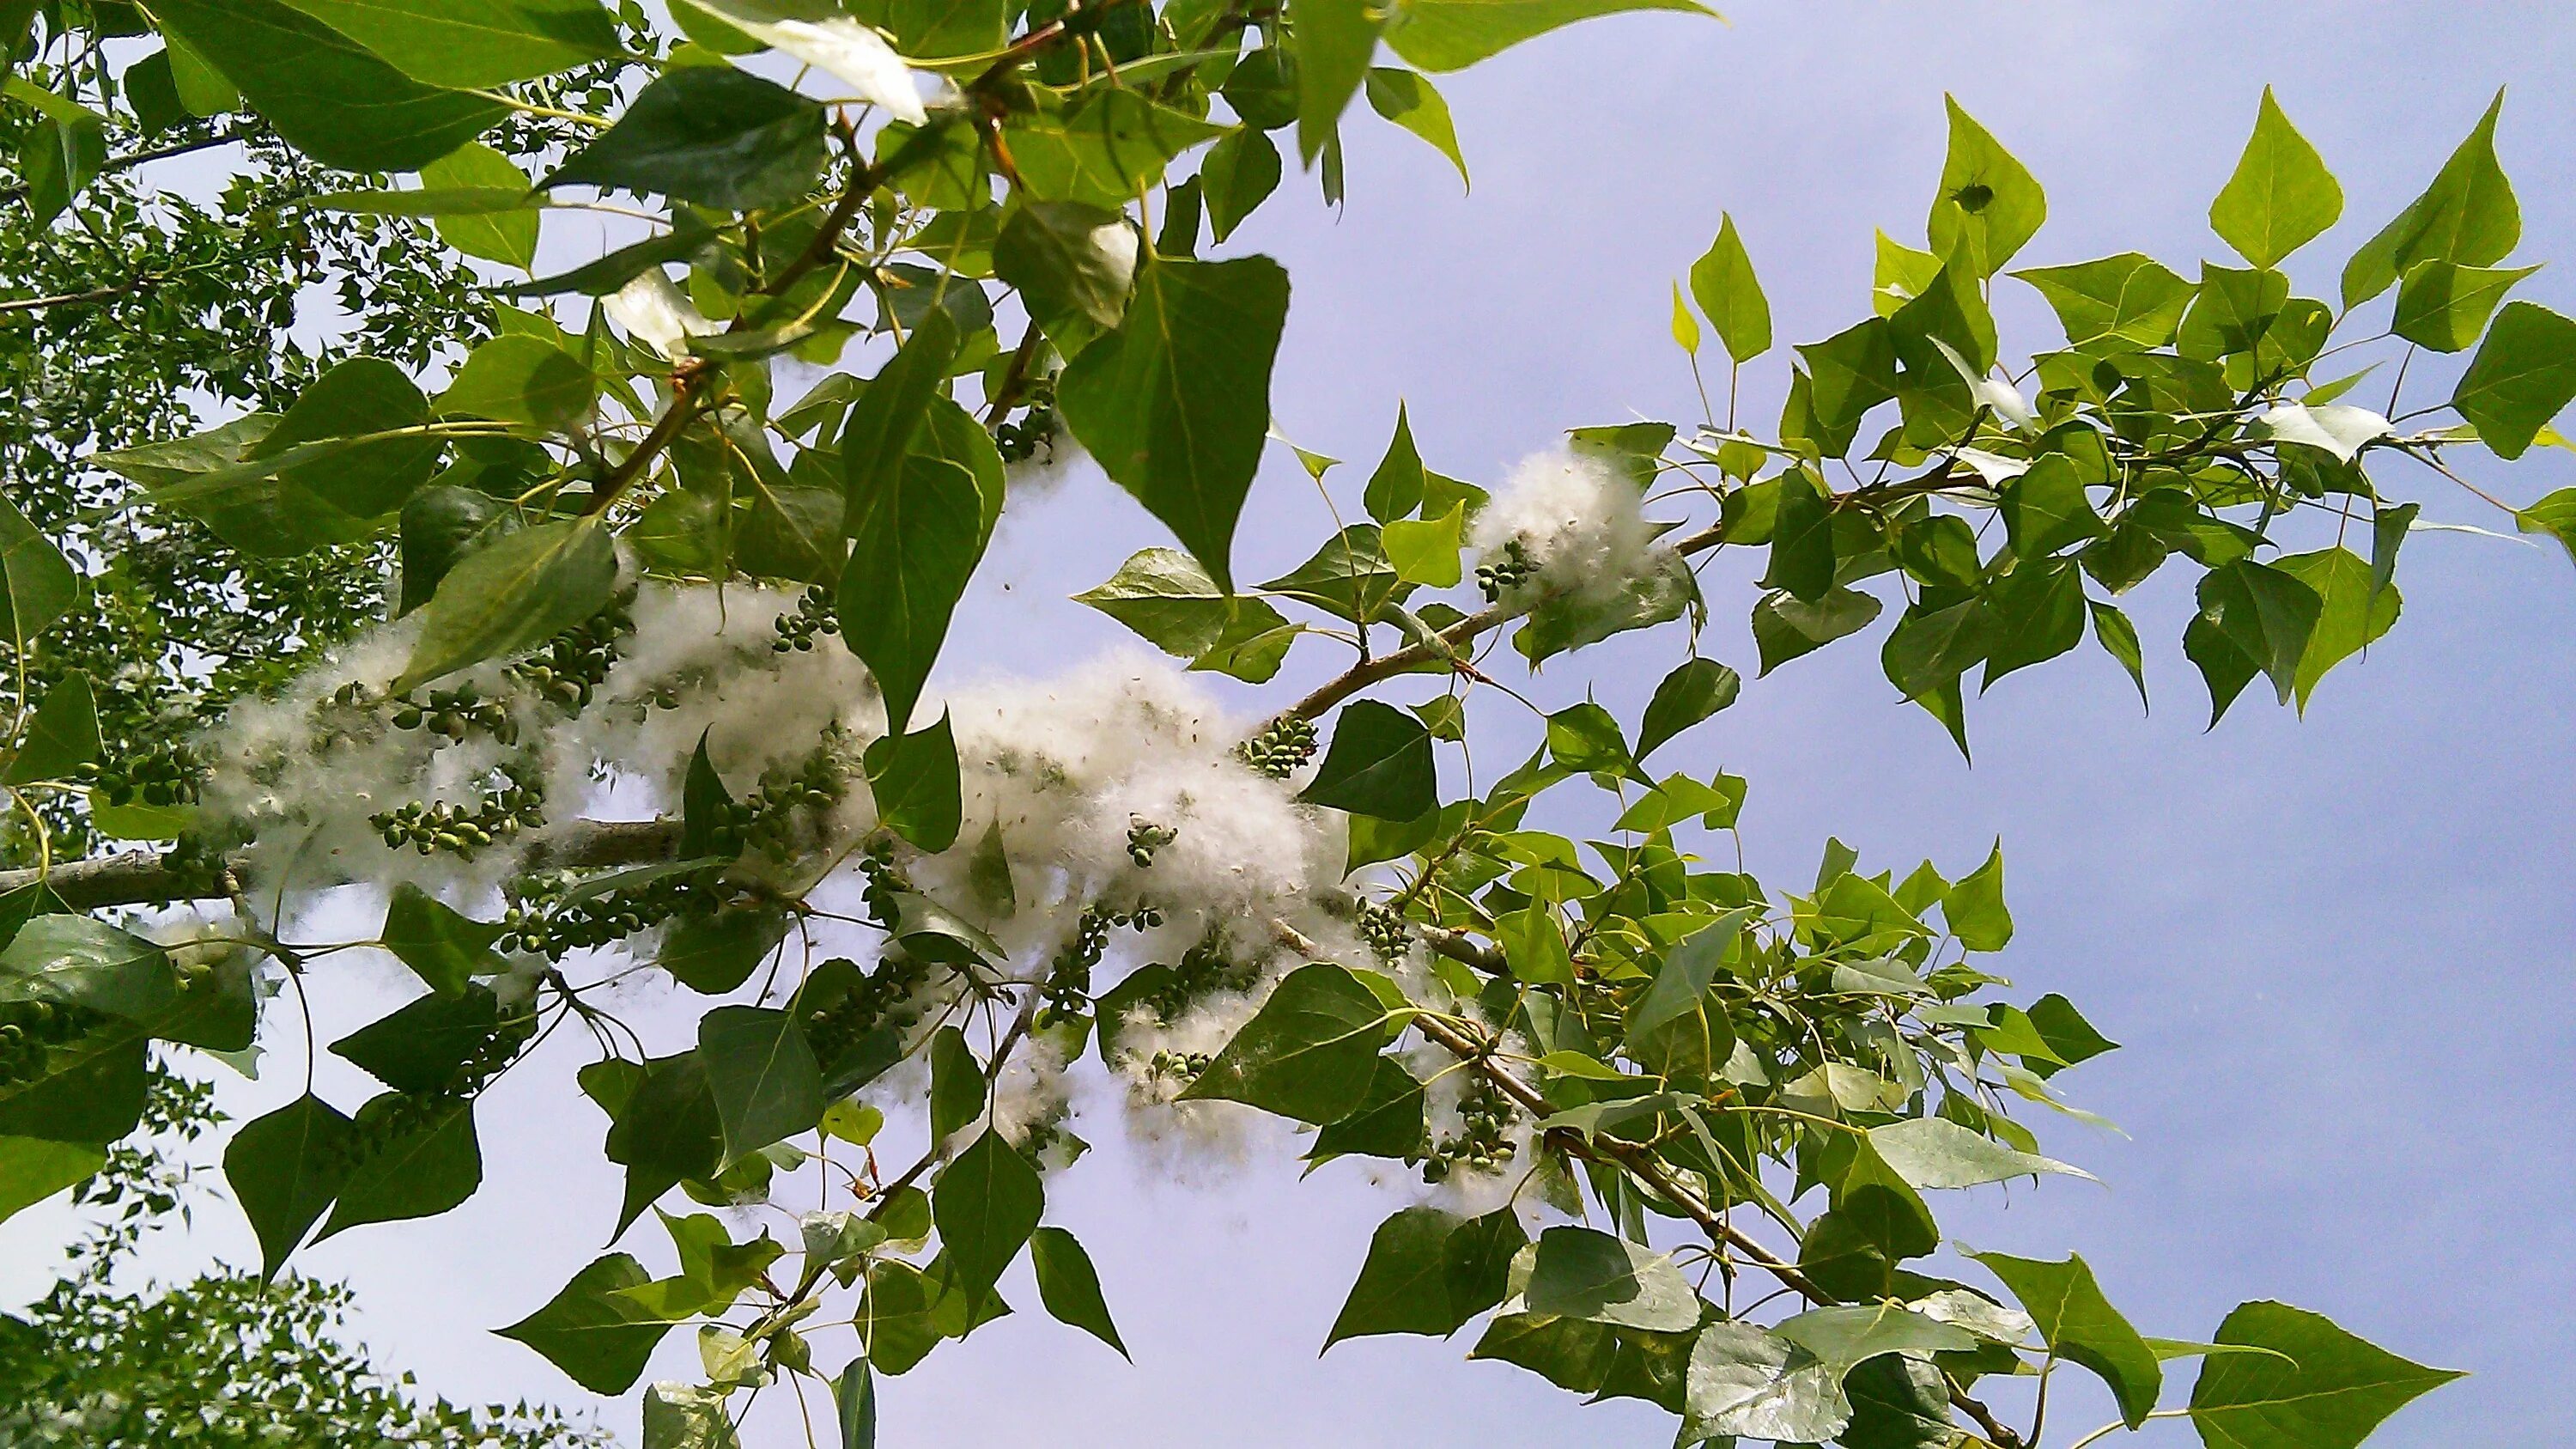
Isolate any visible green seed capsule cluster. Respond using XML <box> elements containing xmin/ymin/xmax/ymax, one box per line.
<box><xmin>0</xmin><ymin>1001</ymin><xmax>106</xmax><ymax>1087</ymax></box>
<box><xmin>1147</xmin><ymin>1049</ymin><xmax>1212</xmax><ymax>1082</ymax></box>
<box><xmin>1476</xmin><ymin>538</ymin><xmax>1537</xmax><ymax>601</ymax></box>
<box><xmin>371</xmin><ymin>776</ymin><xmax>545</xmax><ymax>859</ymax></box>
<box><xmin>507</xmin><ymin>596</ymin><xmax>635</xmax><ymax>711</ymax></box>
<box><xmin>702</xmin><ymin>751</ymin><xmax>848</xmax><ymax>859</ymax></box>
<box><xmin>770</xmin><ymin>587</ymin><xmax>841</xmax><ymax>654</ymax></box>
<box><xmin>85</xmin><ymin>739</ymin><xmax>205</xmax><ymax>808</ymax></box>
<box><xmin>1036</xmin><ymin>902</ymin><xmax>1161</xmax><ymax>1025</ymax></box>
<box><xmin>1138</xmin><ymin>939</ymin><xmax>1251</xmax><ymax>1026</ymax></box>
<box><xmin>391</xmin><ymin>685</ymin><xmax>518</xmax><ymax>746</ymax></box>
<box><xmin>1358</xmin><ymin>900</ymin><xmax>1411</xmax><ymax>963</ymax></box>
<box><xmin>1124</xmin><ymin>817</ymin><xmax>1178</xmax><ymax>868</ymax></box>
<box><xmin>1420</xmin><ymin>1075</ymin><xmax>1517</xmax><ymax>1182</ymax></box>
<box><xmin>1236</xmin><ymin>715</ymin><xmax>1319</xmax><ymax>779</ymax></box>
<box><xmin>496</xmin><ymin>864</ymin><xmax>725</xmax><ymax>959</ymax></box>
<box><xmin>802</xmin><ymin>953</ymin><xmax>932</xmax><ymax>1065</ymax></box>
<box><xmin>993</xmin><ymin>379</ymin><xmax>1059</xmax><ymax>465</ymax></box>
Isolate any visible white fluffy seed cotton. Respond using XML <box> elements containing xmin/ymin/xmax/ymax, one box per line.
<box><xmin>1470</xmin><ymin>447</ymin><xmax>1674</xmax><ymax>613</ymax></box>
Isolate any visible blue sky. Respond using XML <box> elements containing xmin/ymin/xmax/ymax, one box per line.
<box><xmin>9</xmin><ymin>3</ymin><xmax>2573</xmax><ymax>1444</ymax></box>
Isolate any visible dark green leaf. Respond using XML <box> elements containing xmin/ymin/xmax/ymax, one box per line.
<box><xmin>1382</xmin><ymin>0</ymin><xmax>1710</xmax><ymax>72</ymax></box>
<box><xmin>1309</xmin><ymin>1054</ymin><xmax>1427</xmax><ymax>1158</ymax></box>
<box><xmin>1057</xmin><ymin>256</ymin><xmax>1290</xmax><ymax>593</ymax></box>
<box><xmin>1982</xmin><ymin>559</ymin><xmax>2086</xmax><ymax>687</ymax></box>
<box><xmin>495</xmin><ymin>1252</ymin><xmax>673</xmax><ymax>1395</ymax></box>
<box><xmin>397</xmin><ymin>519</ymin><xmax>618</xmax><ymax>691</ymax></box>
<box><xmin>1753</xmin><ymin>587</ymin><xmax>1881</xmax><ymax>675</ymax></box>
<box><xmin>1201</xmin><ymin>125</ymin><xmax>1284</xmax><ymax>241</ymax></box>
<box><xmin>1294</xmin><ymin>0</ymin><xmax>1382</xmax><ymax>163</ymax></box>
<box><xmin>1634</xmin><ymin>659</ymin><xmax>1739</xmax><ymax>761</ymax></box>
<box><xmin>330</xmin><ymin>985</ymin><xmax>501</xmax><ymax>1093</ymax></box>
<box><xmin>2392</xmin><ymin>259</ymin><xmax>2536</xmax><ymax>353</ymax></box>
<box><xmin>0</xmin><ymin>492</ymin><xmax>80</xmax><ymax>643</ymax></box>
<box><xmin>933</xmin><ymin>1129</ymin><xmax>1043</xmax><ymax>1299</ymax></box>
<box><xmin>274</xmin><ymin>0</ymin><xmax>620</xmax><ymax>88</ymax></box>
<box><xmin>2002</xmin><ymin>454</ymin><xmax>2103</xmax><ymax>559</ymax></box>
<box><xmin>2089</xmin><ymin>599</ymin><xmax>2149</xmax><ymax>709</ymax></box>
<box><xmin>3</xmin><ymin>672</ymin><xmax>98</xmax><ymax>785</ymax></box>
<box><xmin>546</xmin><ymin>67</ymin><xmax>824</xmax><ymax>210</ymax></box>
<box><xmin>0</xmin><ymin>916</ymin><xmax>175</xmax><ymax>1020</ymax></box>
<box><xmin>835</xmin><ymin>1357</ymin><xmax>877</xmax><ymax>1449</ymax></box>
<box><xmin>0</xmin><ymin>1135</ymin><xmax>105</xmax><ymax>1227</ymax></box>
<box><xmin>604</xmin><ymin>1051</ymin><xmax>722</xmax><ymax>1234</ymax></box>
<box><xmin>2188</xmin><ymin>1300</ymin><xmax>2463</xmax><ymax>1449</ymax></box>
<box><xmin>321</xmin><ymin>1091</ymin><xmax>482</xmax><ymax>1236</ymax></box>
<box><xmin>1364</xmin><ymin>67</ymin><xmax>1467</xmax><ymax>187</ymax></box>
<box><xmin>1971</xmin><ymin>1251</ymin><xmax>2160</xmax><ymax>1428</ymax></box>
<box><xmin>1762</xmin><ymin>467</ymin><xmax>1836</xmax><ymax>601</ymax></box>
<box><xmin>437</xmin><ymin>334</ymin><xmax>596</xmax><ymax>432</ymax></box>
<box><xmin>225</xmin><ymin>1093</ymin><xmax>356</xmax><ymax>1279</ymax></box>
<box><xmin>699</xmin><ymin>1004</ymin><xmax>825</xmax><ymax>1162</ymax></box>
<box><xmin>661</xmin><ymin>908</ymin><xmax>792</xmax><ymax>994</ymax></box>
<box><xmin>928</xmin><ymin>1026</ymin><xmax>985</xmax><ymax>1142</ymax></box>
<box><xmin>398</xmin><ymin>486</ymin><xmax>506</xmax><ymax>615</ymax></box>
<box><xmin>1179</xmin><ymin>963</ymin><xmax>1394</xmax><ymax>1122</ymax></box>
<box><xmin>1942</xmin><ymin>841</ymin><xmax>2012</xmax><ymax>952</ymax></box>
<box><xmin>2188</xmin><ymin>559</ymin><xmax>2324</xmax><ymax>719</ymax></box>
<box><xmin>1522</xmin><ymin>1225</ymin><xmax>1700</xmax><ymax>1332</ymax></box>
<box><xmin>841</xmin><ymin>447</ymin><xmax>986</xmax><ymax>734</ymax></box>
<box><xmin>150</xmin><ymin>0</ymin><xmax>505</xmax><ymax>172</ymax></box>
<box><xmin>1326</xmin><ymin>1206</ymin><xmax>1472</xmax><ymax>1346</ymax></box>
<box><xmin>995</xmin><ymin>200</ymin><xmax>1138</xmax><ymax>332</ymax></box>
<box><xmin>2452</xmin><ymin>300</ymin><xmax>2576</xmax><ymax>459</ymax></box>
<box><xmin>421</xmin><ymin>140</ymin><xmax>541</xmax><ymax>270</ymax></box>
<box><xmin>380</xmin><ymin>883</ymin><xmax>506</xmax><ymax>996</ymax></box>
<box><xmin>2276</xmin><ymin>546</ymin><xmax>2398</xmax><ymax>711</ymax></box>
<box><xmin>1300</xmin><ymin>700</ymin><xmax>1437</xmax><ymax>820</ymax></box>
<box><xmin>1030</xmin><ymin>1225</ymin><xmax>1127</xmax><ymax>1358</ymax></box>
<box><xmin>863</xmin><ymin>711</ymin><xmax>963</xmax><ymax>852</ymax></box>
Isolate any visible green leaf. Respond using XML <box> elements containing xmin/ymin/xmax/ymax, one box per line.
<box><xmin>546</xmin><ymin>68</ymin><xmax>825</xmax><ymax>210</ymax></box>
<box><xmin>1942</xmin><ymin>840</ymin><xmax>2012</xmax><ymax>952</ymax></box>
<box><xmin>2392</xmin><ymin>259</ymin><xmax>2536</xmax><ymax>353</ymax></box>
<box><xmin>437</xmin><ymin>334</ymin><xmax>596</xmax><ymax>431</ymax></box>
<box><xmin>928</xmin><ymin>1026</ymin><xmax>984</xmax><ymax>1142</ymax></box>
<box><xmin>835</xmin><ymin>1358</ymin><xmax>877</xmax><ymax>1449</ymax></box>
<box><xmin>1636</xmin><ymin>658</ymin><xmax>1740</xmax><ymax>760</ymax></box>
<box><xmin>1294</xmin><ymin>0</ymin><xmax>1382</xmax><ymax>163</ymax></box>
<box><xmin>421</xmin><ymin>141</ymin><xmax>540</xmax><ymax>270</ymax></box>
<box><xmin>1361</xmin><ymin>403</ymin><xmax>1428</xmax><ymax>521</ymax></box>
<box><xmin>1011</xmin><ymin>90</ymin><xmax>1224</xmax><ymax>208</ymax></box>
<box><xmin>1381</xmin><ymin>0</ymin><xmax>1711</xmax><ymax>72</ymax></box>
<box><xmin>225</xmin><ymin>1093</ymin><xmax>356</xmax><ymax>1279</ymax></box>
<box><xmin>1625</xmin><ymin>907</ymin><xmax>1753</xmax><ymax>1076</ymax></box>
<box><xmin>2209</xmin><ymin>88</ymin><xmax>2342</xmax><ymax>269</ymax></box>
<box><xmin>644</xmin><ymin>1383</ymin><xmax>740</xmax><ymax>1449</ymax></box>
<box><xmin>2342</xmin><ymin>90</ymin><xmax>2517</xmax><ymax>308</ymax></box>
<box><xmin>0</xmin><ymin>1135</ymin><xmax>105</xmax><ymax>1226</ymax></box>
<box><xmin>1383</xmin><ymin>504</ymin><xmax>1465</xmax><ymax>588</ymax></box>
<box><xmin>1057</xmin><ymin>255</ymin><xmax>1290</xmax><ymax>593</ymax></box>
<box><xmin>331</xmin><ymin>985</ymin><xmax>501</xmax><ymax>1093</ymax></box>
<box><xmin>397</xmin><ymin>519</ymin><xmax>618</xmax><ymax>691</ymax></box>
<box><xmin>1179</xmin><ymin>962</ymin><xmax>1394</xmax><ymax>1122</ymax></box>
<box><xmin>321</xmin><ymin>1091</ymin><xmax>482</xmax><ymax>1236</ymax></box>
<box><xmin>1500</xmin><ymin>898</ymin><xmax>1575</xmax><ymax>986</ymax></box>
<box><xmin>2186</xmin><ymin>559</ymin><xmax>2324</xmax><ymax>719</ymax></box>
<box><xmin>1972</xmin><ymin>1251</ymin><xmax>2161</xmax><ymax>1428</ymax></box>
<box><xmin>0</xmin><ymin>492</ymin><xmax>81</xmax><ymax>644</ymax></box>
<box><xmin>2451</xmin><ymin>300</ymin><xmax>2576</xmax><ymax>460</ymax></box>
<box><xmin>2275</xmin><ymin>547</ymin><xmax>2398</xmax><ymax>712</ymax></box>
<box><xmin>1689</xmin><ymin>213</ymin><xmax>1771</xmax><ymax>363</ymax></box>
<box><xmin>1030</xmin><ymin>1225</ymin><xmax>1127</xmax><ymax>1358</ymax></box>
<box><xmin>662</xmin><ymin>908</ymin><xmax>792</xmax><ymax>994</ymax></box>
<box><xmin>1753</xmin><ymin>587</ymin><xmax>1881</xmax><ymax>675</ymax></box>
<box><xmin>495</xmin><ymin>1252</ymin><xmax>674</xmax><ymax>1395</ymax></box>
<box><xmin>1260</xmin><ymin>524</ymin><xmax>1407</xmax><ymax>624</ymax></box>
<box><xmin>604</xmin><ymin>1052</ymin><xmax>723</xmax><ymax>1234</ymax></box>
<box><xmin>1795</xmin><ymin>321</ymin><xmax>1898</xmax><ymax>455</ymax></box>
<box><xmin>0</xmin><ymin>1018</ymin><xmax>147</xmax><ymax>1145</ymax></box>
<box><xmin>244</xmin><ymin>356</ymin><xmax>440</xmax><ymax>519</ymax></box>
<box><xmin>1867</xmin><ymin>1117</ymin><xmax>2092</xmax><ymax>1190</ymax></box>
<box><xmin>680</xmin><ymin>0</ymin><xmax>926</xmax><ymax>125</ymax></box>
<box><xmin>1761</xmin><ymin>467</ymin><xmax>1836</xmax><ymax>601</ymax></box>
<box><xmin>862</xmin><ymin>711</ymin><xmax>963</xmax><ymax>853</ymax></box>
<box><xmin>1981</xmin><ymin>559</ymin><xmax>2086</xmax><ymax>688</ymax></box>
<box><xmin>1075</xmin><ymin>547</ymin><xmax>1243</xmax><ymax>656</ymax></box>
<box><xmin>1326</xmin><ymin>1206</ymin><xmax>1522</xmax><ymax>1345</ymax></box>
<box><xmin>149</xmin><ymin>0</ymin><xmax>504</xmax><ymax>173</ymax></box>
<box><xmin>994</xmin><ymin>201</ymin><xmax>1138</xmax><ymax>332</ymax></box>
<box><xmin>1300</xmin><ymin>700</ymin><xmax>1437</xmax><ymax>821</ymax></box>
<box><xmin>2012</xmin><ymin>253</ymin><xmax>2196</xmax><ymax>353</ymax></box>
<box><xmin>1364</xmin><ymin>68</ymin><xmax>1467</xmax><ymax>188</ymax></box>
<box><xmin>933</xmin><ymin>1129</ymin><xmax>1043</xmax><ymax>1299</ymax></box>
<box><xmin>3</xmin><ymin>672</ymin><xmax>98</xmax><ymax>785</ymax></box>
<box><xmin>2002</xmin><ymin>454</ymin><xmax>2103</xmax><ymax>559</ymax></box>
<box><xmin>1522</xmin><ymin>1225</ymin><xmax>1700</xmax><ymax>1333</ymax></box>
<box><xmin>381</xmin><ymin>882</ymin><xmax>507</xmax><ymax>995</ymax></box>
<box><xmin>274</xmin><ymin>0</ymin><xmax>619</xmax><ymax>88</ymax></box>
<box><xmin>2188</xmin><ymin>1300</ymin><xmax>2463</xmax><ymax>1449</ymax></box>
<box><xmin>2518</xmin><ymin>486</ymin><xmax>2576</xmax><ymax>569</ymax></box>
<box><xmin>841</xmin><ymin>447</ymin><xmax>987</xmax><ymax>734</ymax></box>
<box><xmin>0</xmin><ymin>916</ymin><xmax>176</xmax><ymax>1020</ymax></box>
<box><xmin>1927</xmin><ymin>96</ymin><xmax>2046</xmax><ymax>278</ymax></box>
<box><xmin>699</xmin><ymin>1005</ymin><xmax>825</xmax><ymax>1162</ymax></box>
<box><xmin>1685</xmin><ymin>1321</ymin><xmax>1851</xmax><ymax>1443</ymax></box>
<box><xmin>1200</xmin><ymin>125</ymin><xmax>1284</xmax><ymax>241</ymax></box>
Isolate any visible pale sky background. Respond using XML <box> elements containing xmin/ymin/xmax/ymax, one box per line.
<box><xmin>9</xmin><ymin>3</ymin><xmax>2576</xmax><ymax>1445</ymax></box>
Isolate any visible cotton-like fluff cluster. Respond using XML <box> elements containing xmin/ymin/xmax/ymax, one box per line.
<box><xmin>1471</xmin><ymin>447</ymin><xmax>1673</xmax><ymax>612</ymax></box>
